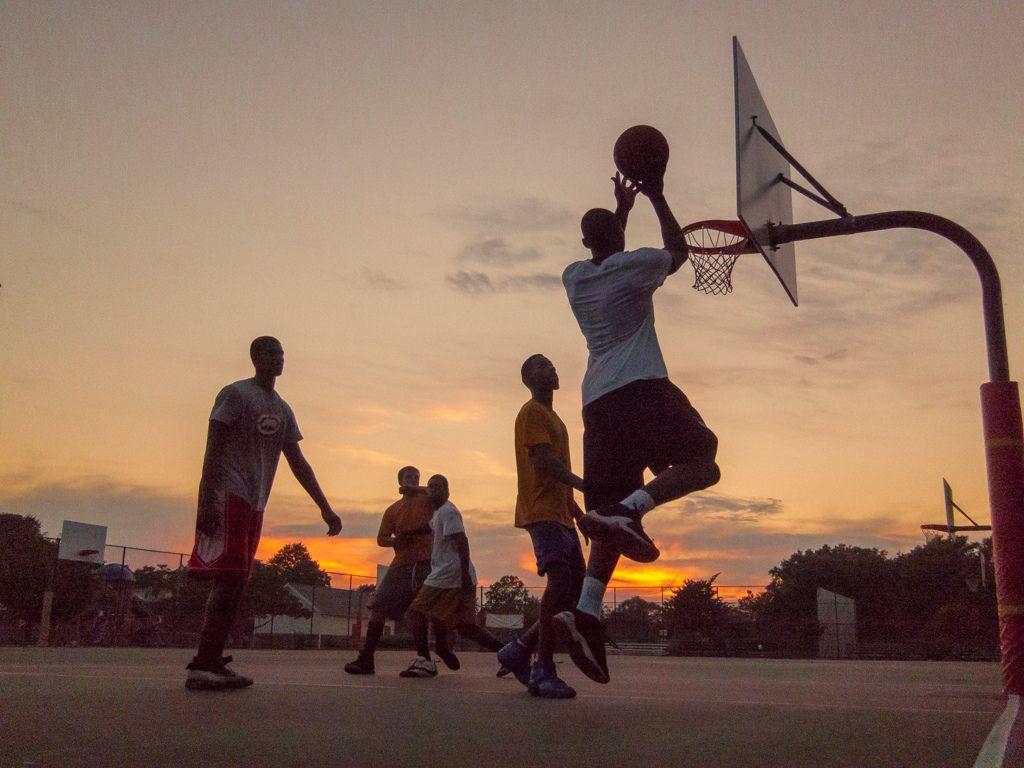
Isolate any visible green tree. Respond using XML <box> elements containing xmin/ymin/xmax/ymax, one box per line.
<box><xmin>746</xmin><ymin>544</ymin><xmax>895</xmax><ymax>656</ymax></box>
<box><xmin>893</xmin><ymin>536</ymin><xmax>997</xmax><ymax>658</ymax></box>
<box><xmin>662</xmin><ymin>574</ymin><xmax>740</xmax><ymax>655</ymax></box>
<box><xmin>0</xmin><ymin>514</ymin><xmax>98</xmax><ymax>635</ymax></box>
<box><xmin>483</xmin><ymin>575</ymin><xmax>535</xmax><ymax>611</ymax></box>
<box><xmin>605</xmin><ymin>596</ymin><xmax>662</xmax><ymax>642</ymax></box>
<box><xmin>0</xmin><ymin>514</ymin><xmax>52</xmax><ymax>623</ymax></box>
<box><xmin>241</xmin><ymin>561</ymin><xmax>309</xmax><ymax>621</ymax></box>
<box><xmin>267</xmin><ymin>543</ymin><xmax>330</xmax><ymax>586</ymax></box>
<box><xmin>483</xmin><ymin>575</ymin><xmax>541</xmax><ymax>626</ymax></box>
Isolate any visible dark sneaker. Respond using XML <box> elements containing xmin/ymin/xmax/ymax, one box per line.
<box><xmin>553</xmin><ymin>609</ymin><xmax>609</xmax><ymax>684</ymax></box>
<box><xmin>398</xmin><ymin>656</ymin><xmax>438</xmax><ymax>678</ymax></box>
<box><xmin>435</xmin><ymin>646</ymin><xmax>461</xmax><ymax>671</ymax></box>
<box><xmin>530</xmin><ymin>663</ymin><xmax>577</xmax><ymax>700</ymax></box>
<box><xmin>527</xmin><ymin>660</ymin><xmax>544</xmax><ymax>696</ymax></box>
<box><xmin>343</xmin><ymin>655</ymin><xmax>375</xmax><ymax>675</ymax></box>
<box><xmin>585</xmin><ymin>503</ymin><xmax>660</xmax><ymax>563</ymax></box>
<box><xmin>497</xmin><ymin>639</ymin><xmax>532</xmax><ymax>687</ymax></box>
<box><xmin>185</xmin><ymin>655</ymin><xmax>254</xmax><ymax>691</ymax></box>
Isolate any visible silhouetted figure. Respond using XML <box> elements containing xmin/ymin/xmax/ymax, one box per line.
<box><xmin>399</xmin><ymin>475</ymin><xmax>504</xmax><ymax>678</ymax></box>
<box><xmin>497</xmin><ymin>354</ymin><xmax>586</xmax><ymax>699</ymax></box>
<box><xmin>185</xmin><ymin>336</ymin><xmax>341</xmax><ymax>690</ymax></box>
<box><xmin>344</xmin><ymin>465</ymin><xmax>445</xmax><ymax>675</ymax></box>
<box><xmin>556</xmin><ymin>174</ymin><xmax>720</xmax><ymax>684</ymax></box>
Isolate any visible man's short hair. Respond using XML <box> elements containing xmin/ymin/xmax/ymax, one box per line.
<box><xmin>427</xmin><ymin>474</ymin><xmax>448</xmax><ymax>489</ymax></box>
<box><xmin>521</xmin><ymin>354</ymin><xmax>545</xmax><ymax>386</ymax></box>
<box><xmin>250</xmin><ymin>336</ymin><xmax>281</xmax><ymax>362</ymax></box>
<box><xmin>397</xmin><ymin>465</ymin><xmax>419</xmax><ymax>482</ymax></box>
<box><xmin>580</xmin><ymin>208</ymin><xmax>619</xmax><ymax>240</ymax></box>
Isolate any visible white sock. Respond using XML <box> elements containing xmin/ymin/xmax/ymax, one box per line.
<box><xmin>576</xmin><ymin>576</ymin><xmax>606</xmax><ymax>618</ymax></box>
<box><xmin>621</xmin><ymin>489</ymin><xmax>655</xmax><ymax>517</ymax></box>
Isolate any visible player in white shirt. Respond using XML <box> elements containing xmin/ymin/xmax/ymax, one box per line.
<box><xmin>399</xmin><ymin>475</ymin><xmax>505</xmax><ymax>678</ymax></box>
<box><xmin>555</xmin><ymin>175</ymin><xmax>721</xmax><ymax>684</ymax></box>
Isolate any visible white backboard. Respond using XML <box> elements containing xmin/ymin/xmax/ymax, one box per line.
<box><xmin>735</xmin><ymin>37</ymin><xmax>798</xmax><ymax>306</ymax></box>
<box><xmin>57</xmin><ymin>520</ymin><xmax>107</xmax><ymax>563</ymax></box>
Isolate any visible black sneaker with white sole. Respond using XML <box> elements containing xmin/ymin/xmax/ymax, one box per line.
<box><xmin>553</xmin><ymin>609</ymin><xmax>609</xmax><ymax>684</ymax></box>
<box><xmin>185</xmin><ymin>655</ymin><xmax>254</xmax><ymax>691</ymax></box>
<box><xmin>581</xmin><ymin>503</ymin><xmax>660</xmax><ymax>563</ymax></box>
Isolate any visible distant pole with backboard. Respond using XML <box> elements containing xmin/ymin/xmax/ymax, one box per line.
<box><xmin>38</xmin><ymin>521</ymin><xmax>107</xmax><ymax>646</ymax></box>
<box><xmin>726</xmin><ymin>38</ymin><xmax>1024</xmax><ymax>765</ymax></box>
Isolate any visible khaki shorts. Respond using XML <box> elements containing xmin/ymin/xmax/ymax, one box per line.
<box><xmin>409</xmin><ymin>585</ymin><xmax>478</xmax><ymax>626</ymax></box>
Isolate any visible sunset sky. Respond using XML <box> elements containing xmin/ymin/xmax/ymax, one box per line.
<box><xmin>3</xmin><ymin>2</ymin><xmax>1022</xmax><ymax>598</ymax></box>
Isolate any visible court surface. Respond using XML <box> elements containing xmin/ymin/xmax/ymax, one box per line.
<box><xmin>1</xmin><ymin>647</ymin><xmax>1004</xmax><ymax>767</ymax></box>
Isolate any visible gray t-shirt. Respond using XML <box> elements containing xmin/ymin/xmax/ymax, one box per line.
<box><xmin>562</xmin><ymin>247</ymin><xmax>672</xmax><ymax>406</ymax></box>
<box><xmin>423</xmin><ymin>500</ymin><xmax>477</xmax><ymax>589</ymax></box>
<box><xmin>208</xmin><ymin>378</ymin><xmax>302</xmax><ymax>510</ymax></box>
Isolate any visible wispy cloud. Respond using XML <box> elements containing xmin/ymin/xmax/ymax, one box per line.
<box><xmin>334</xmin><ymin>445</ymin><xmax>403</xmax><ymax>466</ymax></box>
<box><xmin>422</xmin><ymin>403</ymin><xmax>490</xmax><ymax>422</ymax></box>
<box><xmin>676</xmin><ymin>492</ymin><xmax>785</xmax><ymax>523</ymax></box>
<box><xmin>445</xmin><ymin>270</ymin><xmax>562</xmax><ymax>294</ymax></box>
<box><xmin>2</xmin><ymin>198</ymin><xmax>99</xmax><ymax>240</ymax></box>
<box><xmin>441</xmin><ymin>196</ymin><xmax>573</xmax><ymax>234</ymax></box>
<box><xmin>356</xmin><ymin>268</ymin><xmax>409</xmax><ymax>291</ymax></box>
<box><xmin>458</xmin><ymin>237</ymin><xmax>544</xmax><ymax>266</ymax></box>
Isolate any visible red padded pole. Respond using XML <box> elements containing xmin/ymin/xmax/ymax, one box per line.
<box><xmin>982</xmin><ymin>381</ymin><xmax>1024</xmax><ymax>695</ymax></box>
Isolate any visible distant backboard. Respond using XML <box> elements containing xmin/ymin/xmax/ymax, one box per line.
<box><xmin>734</xmin><ymin>37</ymin><xmax>798</xmax><ymax>306</ymax></box>
<box><xmin>58</xmin><ymin>520</ymin><xmax>106</xmax><ymax>563</ymax></box>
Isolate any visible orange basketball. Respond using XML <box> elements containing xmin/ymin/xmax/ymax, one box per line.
<box><xmin>613</xmin><ymin>125</ymin><xmax>669</xmax><ymax>183</ymax></box>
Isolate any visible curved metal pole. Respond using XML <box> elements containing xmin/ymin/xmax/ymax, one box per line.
<box><xmin>774</xmin><ymin>211</ymin><xmax>1024</xmax><ymax>742</ymax></box>
<box><xmin>771</xmin><ymin>211</ymin><xmax>1008</xmax><ymax>382</ymax></box>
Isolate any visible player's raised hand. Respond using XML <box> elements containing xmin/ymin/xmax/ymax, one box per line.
<box><xmin>612</xmin><ymin>172</ymin><xmax>639</xmax><ymax>212</ymax></box>
<box><xmin>322</xmin><ymin>507</ymin><xmax>342</xmax><ymax>536</ymax></box>
<box><xmin>633</xmin><ymin>174</ymin><xmax>664</xmax><ymax>198</ymax></box>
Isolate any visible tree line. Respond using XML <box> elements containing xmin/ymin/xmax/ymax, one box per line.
<box><xmin>0</xmin><ymin>513</ymin><xmax>999</xmax><ymax>658</ymax></box>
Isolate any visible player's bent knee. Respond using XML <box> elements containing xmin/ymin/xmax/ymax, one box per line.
<box><xmin>703</xmin><ymin>461</ymin><xmax>721</xmax><ymax>489</ymax></box>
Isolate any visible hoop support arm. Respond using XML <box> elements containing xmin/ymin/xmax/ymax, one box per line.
<box><xmin>753</xmin><ymin>122</ymin><xmax>850</xmax><ymax>217</ymax></box>
<box><xmin>770</xmin><ymin>210</ymin><xmax>1008</xmax><ymax>383</ymax></box>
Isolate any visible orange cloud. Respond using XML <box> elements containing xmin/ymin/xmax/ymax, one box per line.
<box><xmin>422</xmin><ymin>403</ymin><xmax>489</xmax><ymax>422</ymax></box>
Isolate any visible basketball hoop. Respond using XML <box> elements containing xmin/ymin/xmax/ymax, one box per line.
<box><xmin>922</xmin><ymin>528</ymin><xmax>946</xmax><ymax>545</ymax></box>
<box><xmin>681</xmin><ymin>219</ymin><xmax>757</xmax><ymax>295</ymax></box>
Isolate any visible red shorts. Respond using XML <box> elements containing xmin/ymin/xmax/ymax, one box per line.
<box><xmin>188</xmin><ymin>492</ymin><xmax>263</xmax><ymax>580</ymax></box>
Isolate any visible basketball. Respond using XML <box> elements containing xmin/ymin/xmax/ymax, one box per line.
<box><xmin>613</xmin><ymin>125</ymin><xmax>669</xmax><ymax>183</ymax></box>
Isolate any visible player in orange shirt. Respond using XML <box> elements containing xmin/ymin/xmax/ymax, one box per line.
<box><xmin>344</xmin><ymin>466</ymin><xmax>456</xmax><ymax>674</ymax></box>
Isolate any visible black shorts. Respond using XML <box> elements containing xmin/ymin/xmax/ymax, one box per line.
<box><xmin>368</xmin><ymin>560</ymin><xmax>431</xmax><ymax>620</ymax></box>
<box><xmin>582</xmin><ymin>378</ymin><xmax>717</xmax><ymax>509</ymax></box>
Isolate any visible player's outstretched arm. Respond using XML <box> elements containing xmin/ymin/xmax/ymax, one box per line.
<box><xmin>282</xmin><ymin>442</ymin><xmax>342</xmax><ymax>535</ymax></box>
<box><xmin>636</xmin><ymin>177</ymin><xmax>688</xmax><ymax>274</ymax></box>
<box><xmin>612</xmin><ymin>172</ymin><xmax>638</xmax><ymax>231</ymax></box>
<box><xmin>530</xmin><ymin>443</ymin><xmax>585</xmax><ymax>492</ymax></box>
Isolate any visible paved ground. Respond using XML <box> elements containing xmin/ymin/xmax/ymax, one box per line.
<box><xmin>0</xmin><ymin>647</ymin><xmax>1006</xmax><ymax>767</ymax></box>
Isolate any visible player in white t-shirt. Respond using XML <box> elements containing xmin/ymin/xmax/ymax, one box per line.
<box><xmin>399</xmin><ymin>475</ymin><xmax>504</xmax><ymax>678</ymax></box>
<box><xmin>185</xmin><ymin>336</ymin><xmax>342</xmax><ymax>690</ymax></box>
<box><xmin>555</xmin><ymin>174</ymin><xmax>721</xmax><ymax>684</ymax></box>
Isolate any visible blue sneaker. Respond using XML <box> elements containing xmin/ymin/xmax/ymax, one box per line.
<box><xmin>496</xmin><ymin>639</ymin><xmax>532</xmax><ymax>687</ymax></box>
<box><xmin>528</xmin><ymin>661</ymin><xmax>576</xmax><ymax>699</ymax></box>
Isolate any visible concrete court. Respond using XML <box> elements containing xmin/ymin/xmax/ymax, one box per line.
<box><xmin>0</xmin><ymin>647</ymin><xmax>1006</xmax><ymax>768</ymax></box>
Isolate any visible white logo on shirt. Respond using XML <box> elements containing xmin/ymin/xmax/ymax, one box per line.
<box><xmin>257</xmin><ymin>412</ymin><xmax>282</xmax><ymax>436</ymax></box>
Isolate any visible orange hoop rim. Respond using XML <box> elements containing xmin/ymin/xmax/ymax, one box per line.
<box><xmin>681</xmin><ymin>219</ymin><xmax>759</xmax><ymax>256</ymax></box>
